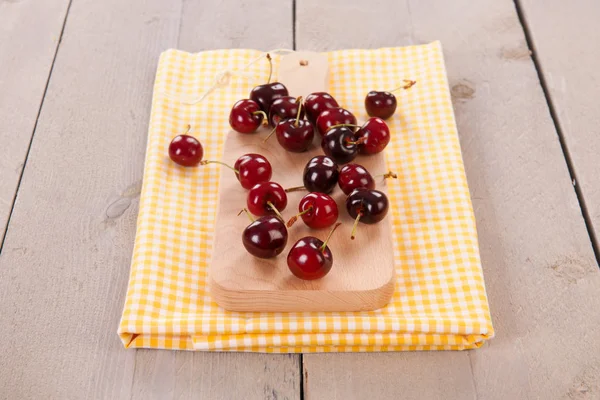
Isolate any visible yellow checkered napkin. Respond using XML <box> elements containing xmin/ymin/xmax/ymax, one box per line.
<box><xmin>119</xmin><ymin>41</ymin><xmax>494</xmax><ymax>352</ymax></box>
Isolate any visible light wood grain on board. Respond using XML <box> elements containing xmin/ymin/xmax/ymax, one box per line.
<box><xmin>298</xmin><ymin>0</ymin><xmax>600</xmax><ymax>399</ymax></box>
<box><xmin>0</xmin><ymin>0</ymin><xmax>299</xmax><ymax>399</ymax></box>
<box><xmin>211</xmin><ymin>51</ymin><xmax>395</xmax><ymax>312</ymax></box>
<box><xmin>518</xmin><ymin>0</ymin><xmax>600</xmax><ymax>247</ymax></box>
<box><xmin>0</xmin><ymin>0</ymin><xmax>71</xmax><ymax>243</ymax></box>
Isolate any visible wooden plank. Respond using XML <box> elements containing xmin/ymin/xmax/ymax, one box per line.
<box><xmin>0</xmin><ymin>0</ymin><xmax>70</xmax><ymax>242</ymax></box>
<box><xmin>297</xmin><ymin>1</ymin><xmax>600</xmax><ymax>399</ymax></box>
<box><xmin>0</xmin><ymin>1</ymin><xmax>298</xmax><ymax>400</ymax></box>
<box><xmin>517</xmin><ymin>1</ymin><xmax>600</xmax><ymax>246</ymax></box>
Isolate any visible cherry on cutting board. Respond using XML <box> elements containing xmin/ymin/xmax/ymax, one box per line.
<box><xmin>229</xmin><ymin>99</ymin><xmax>267</xmax><ymax>134</ymax></box>
<box><xmin>250</xmin><ymin>54</ymin><xmax>289</xmax><ymax>113</ymax></box>
<box><xmin>269</xmin><ymin>96</ymin><xmax>304</xmax><ymax>127</ymax></box>
<box><xmin>287</xmin><ymin>222</ymin><xmax>342</xmax><ymax>280</ymax></box>
<box><xmin>240</xmin><ymin>209</ymin><xmax>288</xmax><ymax>259</ymax></box>
<box><xmin>315</xmin><ymin>107</ymin><xmax>357</xmax><ymax>137</ymax></box>
<box><xmin>304</xmin><ymin>92</ymin><xmax>339</xmax><ymax>125</ymax></box>
<box><xmin>338</xmin><ymin>163</ymin><xmax>375</xmax><ymax>195</ymax></box>
<box><xmin>355</xmin><ymin>117</ymin><xmax>391</xmax><ymax>155</ymax></box>
<box><xmin>346</xmin><ymin>188</ymin><xmax>389</xmax><ymax>240</ymax></box>
<box><xmin>365</xmin><ymin>79</ymin><xmax>416</xmax><ymax>119</ymax></box>
<box><xmin>247</xmin><ymin>181</ymin><xmax>288</xmax><ymax>216</ymax></box>
<box><xmin>200</xmin><ymin>153</ymin><xmax>272</xmax><ymax>190</ymax></box>
<box><xmin>169</xmin><ymin>125</ymin><xmax>203</xmax><ymax>167</ymax></box>
<box><xmin>287</xmin><ymin>192</ymin><xmax>338</xmax><ymax>229</ymax></box>
<box><xmin>321</xmin><ymin>126</ymin><xmax>362</xmax><ymax>164</ymax></box>
<box><xmin>274</xmin><ymin>98</ymin><xmax>314</xmax><ymax>152</ymax></box>
<box><xmin>285</xmin><ymin>155</ymin><xmax>339</xmax><ymax>194</ymax></box>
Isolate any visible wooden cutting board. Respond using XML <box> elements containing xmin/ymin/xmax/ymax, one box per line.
<box><xmin>209</xmin><ymin>52</ymin><xmax>395</xmax><ymax>312</ymax></box>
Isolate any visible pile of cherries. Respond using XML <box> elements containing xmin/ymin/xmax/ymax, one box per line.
<box><xmin>168</xmin><ymin>54</ymin><xmax>415</xmax><ymax>281</ymax></box>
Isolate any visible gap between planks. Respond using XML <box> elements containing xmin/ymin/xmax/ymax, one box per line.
<box><xmin>513</xmin><ymin>0</ymin><xmax>600</xmax><ymax>267</ymax></box>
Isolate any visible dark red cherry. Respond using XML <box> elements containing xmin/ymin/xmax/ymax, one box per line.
<box><xmin>229</xmin><ymin>99</ymin><xmax>266</xmax><ymax>134</ymax></box>
<box><xmin>346</xmin><ymin>188</ymin><xmax>389</xmax><ymax>239</ymax></box>
<box><xmin>247</xmin><ymin>181</ymin><xmax>288</xmax><ymax>216</ymax></box>
<box><xmin>269</xmin><ymin>96</ymin><xmax>304</xmax><ymax>127</ymax></box>
<box><xmin>338</xmin><ymin>163</ymin><xmax>375</xmax><ymax>195</ymax></box>
<box><xmin>249</xmin><ymin>54</ymin><xmax>289</xmax><ymax>112</ymax></box>
<box><xmin>355</xmin><ymin>117</ymin><xmax>390</xmax><ymax>155</ymax></box>
<box><xmin>304</xmin><ymin>92</ymin><xmax>339</xmax><ymax>125</ymax></box>
<box><xmin>242</xmin><ymin>214</ymin><xmax>288</xmax><ymax>258</ymax></box>
<box><xmin>287</xmin><ymin>223</ymin><xmax>341</xmax><ymax>280</ymax></box>
<box><xmin>276</xmin><ymin>119</ymin><xmax>314</xmax><ymax>152</ymax></box>
<box><xmin>365</xmin><ymin>91</ymin><xmax>397</xmax><ymax>119</ymax></box>
<box><xmin>234</xmin><ymin>154</ymin><xmax>272</xmax><ymax>189</ymax></box>
<box><xmin>321</xmin><ymin>126</ymin><xmax>360</xmax><ymax>164</ymax></box>
<box><xmin>302</xmin><ymin>156</ymin><xmax>339</xmax><ymax>194</ymax></box>
<box><xmin>287</xmin><ymin>192</ymin><xmax>338</xmax><ymax>229</ymax></box>
<box><xmin>169</xmin><ymin>126</ymin><xmax>203</xmax><ymax>167</ymax></box>
<box><xmin>315</xmin><ymin>107</ymin><xmax>357</xmax><ymax>137</ymax></box>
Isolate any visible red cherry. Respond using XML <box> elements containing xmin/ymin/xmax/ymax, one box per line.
<box><xmin>287</xmin><ymin>192</ymin><xmax>338</xmax><ymax>229</ymax></box>
<box><xmin>304</xmin><ymin>92</ymin><xmax>339</xmax><ymax>125</ymax></box>
<box><xmin>355</xmin><ymin>117</ymin><xmax>391</xmax><ymax>154</ymax></box>
<box><xmin>169</xmin><ymin>126</ymin><xmax>203</xmax><ymax>167</ymax></box>
<box><xmin>346</xmin><ymin>188</ymin><xmax>389</xmax><ymax>240</ymax></box>
<box><xmin>276</xmin><ymin>120</ymin><xmax>314</xmax><ymax>152</ymax></box>
<box><xmin>287</xmin><ymin>222</ymin><xmax>341</xmax><ymax>280</ymax></box>
<box><xmin>364</xmin><ymin>80</ymin><xmax>416</xmax><ymax>120</ymax></box>
<box><xmin>249</xmin><ymin>54</ymin><xmax>289</xmax><ymax>112</ymax></box>
<box><xmin>234</xmin><ymin>154</ymin><xmax>273</xmax><ymax>189</ymax></box>
<box><xmin>321</xmin><ymin>126</ymin><xmax>360</xmax><ymax>164</ymax></box>
<box><xmin>240</xmin><ymin>210</ymin><xmax>288</xmax><ymax>259</ymax></box>
<box><xmin>338</xmin><ymin>163</ymin><xmax>375</xmax><ymax>195</ymax></box>
<box><xmin>315</xmin><ymin>107</ymin><xmax>357</xmax><ymax>137</ymax></box>
<box><xmin>269</xmin><ymin>96</ymin><xmax>304</xmax><ymax>127</ymax></box>
<box><xmin>229</xmin><ymin>99</ymin><xmax>266</xmax><ymax>134</ymax></box>
<box><xmin>247</xmin><ymin>181</ymin><xmax>288</xmax><ymax>216</ymax></box>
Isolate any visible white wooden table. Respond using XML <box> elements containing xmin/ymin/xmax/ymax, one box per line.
<box><xmin>1</xmin><ymin>1</ymin><xmax>600</xmax><ymax>399</ymax></box>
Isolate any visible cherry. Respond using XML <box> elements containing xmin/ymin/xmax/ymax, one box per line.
<box><xmin>346</xmin><ymin>188</ymin><xmax>389</xmax><ymax>240</ymax></box>
<box><xmin>250</xmin><ymin>54</ymin><xmax>289</xmax><ymax>113</ymax></box>
<box><xmin>287</xmin><ymin>192</ymin><xmax>338</xmax><ymax>229</ymax></box>
<box><xmin>321</xmin><ymin>126</ymin><xmax>361</xmax><ymax>164</ymax></box>
<box><xmin>233</xmin><ymin>154</ymin><xmax>272</xmax><ymax>189</ymax></box>
<box><xmin>272</xmin><ymin>99</ymin><xmax>314</xmax><ymax>152</ymax></box>
<box><xmin>304</xmin><ymin>92</ymin><xmax>339</xmax><ymax>125</ymax></box>
<box><xmin>338</xmin><ymin>163</ymin><xmax>375</xmax><ymax>195</ymax></box>
<box><xmin>229</xmin><ymin>99</ymin><xmax>267</xmax><ymax>134</ymax></box>
<box><xmin>240</xmin><ymin>209</ymin><xmax>288</xmax><ymax>259</ymax></box>
<box><xmin>289</xmin><ymin>155</ymin><xmax>339</xmax><ymax>194</ymax></box>
<box><xmin>287</xmin><ymin>222</ymin><xmax>342</xmax><ymax>280</ymax></box>
<box><xmin>169</xmin><ymin>125</ymin><xmax>203</xmax><ymax>167</ymax></box>
<box><xmin>269</xmin><ymin>96</ymin><xmax>304</xmax><ymax>127</ymax></box>
<box><xmin>247</xmin><ymin>181</ymin><xmax>287</xmax><ymax>216</ymax></box>
<box><xmin>355</xmin><ymin>117</ymin><xmax>390</xmax><ymax>155</ymax></box>
<box><xmin>365</xmin><ymin>80</ymin><xmax>416</xmax><ymax>119</ymax></box>
<box><xmin>315</xmin><ymin>107</ymin><xmax>357</xmax><ymax>137</ymax></box>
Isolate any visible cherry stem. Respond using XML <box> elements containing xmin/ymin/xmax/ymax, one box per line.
<box><xmin>391</xmin><ymin>79</ymin><xmax>417</xmax><ymax>92</ymax></box>
<box><xmin>375</xmin><ymin>170</ymin><xmax>398</xmax><ymax>179</ymax></box>
<box><xmin>199</xmin><ymin>160</ymin><xmax>239</xmax><ymax>174</ymax></box>
<box><xmin>295</xmin><ymin>96</ymin><xmax>303</xmax><ymax>127</ymax></box>
<box><xmin>321</xmin><ymin>222</ymin><xmax>342</xmax><ymax>252</ymax></box>
<box><xmin>284</xmin><ymin>185</ymin><xmax>307</xmax><ymax>193</ymax></box>
<box><xmin>350</xmin><ymin>213</ymin><xmax>362</xmax><ymax>240</ymax></box>
<box><xmin>266</xmin><ymin>53</ymin><xmax>273</xmax><ymax>84</ymax></box>
<box><xmin>252</xmin><ymin>110</ymin><xmax>269</xmax><ymax>126</ymax></box>
<box><xmin>238</xmin><ymin>208</ymin><xmax>255</xmax><ymax>222</ymax></box>
<box><xmin>345</xmin><ymin>137</ymin><xmax>367</xmax><ymax>146</ymax></box>
<box><xmin>327</xmin><ymin>123</ymin><xmax>361</xmax><ymax>133</ymax></box>
<box><xmin>267</xmin><ymin>201</ymin><xmax>285</xmax><ymax>221</ymax></box>
<box><xmin>262</xmin><ymin>126</ymin><xmax>277</xmax><ymax>143</ymax></box>
<box><xmin>286</xmin><ymin>206</ymin><xmax>313</xmax><ymax>228</ymax></box>
<box><xmin>183</xmin><ymin>124</ymin><xmax>192</xmax><ymax>135</ymax></box>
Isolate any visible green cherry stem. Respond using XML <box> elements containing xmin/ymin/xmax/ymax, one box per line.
<box><xmin>284</xmin><ymin>185</ymin><xmax>307</xmax><ymax>193</ymax></box>
<box><xmin>286</xmin><ymin>206</ymin><xmax>313</xmax><ymax>228</ymax></box>
<box><xmin>262</xmin><ymin>126</ymin><xmax>277</xmax><ymax>143</ymax></box>
<box><xmin>266</xmin><ymin>53</ymin><xmax>273</xmax><ymax>84</ymax></box>
<box><xmin>350</xmin><ymin>213</ymin><xmax>362</xmax><ymax>240</ymax></box>
<box><xmin>238</xmin><ymin>208</ymin><xmax>255</xmax><ymax>223</ymax></box>
<box><xmin>294</xmin><ymin>96</ymin><xmax>303</xmax><ymax>127</ymax></box>
<box><xmin>326</xmin><ymin>123</ymin><xmax>361</xmax><ymax>133</ymax></box>
<box><xmin>390</xmin><ymin>79</ymin><xmax>416</xmax><ymax>92</ymax></box>
<box><xmin>199</xmin><ymin>160</ymin><xmax>239</xmax><ymax>174</ymax></box>
<box><xmin>320</xmin><ymin>222</ymin><xmax>342</xmax><ymax>252</ymax></box>
<box><xmin>267</xmin><ymin>201</ymin><xmax>285</xmax><ymax>221</ymax></box>
<box><xmin>252</xmin><ymin>110</ymin><xmax>269</xmax><ymax>125</ymax></box>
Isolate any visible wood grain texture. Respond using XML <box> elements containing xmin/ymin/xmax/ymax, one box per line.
<box><xmin>298</xmin><ymin>0</ymin><xmax>600</xmax><ymax>399</ymax></box>
<box><xmin>0</xmin><ymin>0</ymin><xmax>299</xmax><ymax>399</ymax></box>
<box><xmin>0</xmin><ymin>0</ymin><xmax>70</xmax><ymax>243</ymax></box>
<box><xmin>518</xmin><ymin>0</ymin><xmax>600</xmax><ymax>246</ymax></box>
<box><xmin>211</xmin><ymin>52</ymin><xmax>394</xmax><ymax>312</ymax></box>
